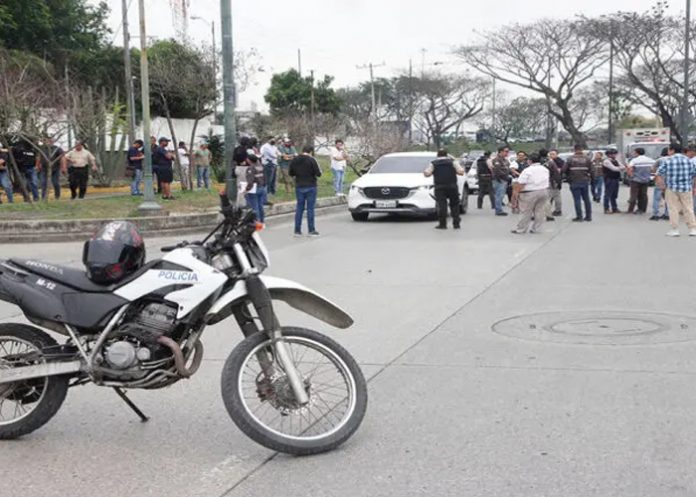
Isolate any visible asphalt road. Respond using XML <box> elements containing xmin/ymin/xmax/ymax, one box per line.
<box><xmin>2</xmin><ymin>188</ymin><xmax>696</xmax><ymax>497</ymax></box>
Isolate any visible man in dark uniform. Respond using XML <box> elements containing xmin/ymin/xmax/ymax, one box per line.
<box><xmin>476</xmin><ymin>151</ymin><xmax>494</xmax><ymax>209</ymax></box>
<box><xmin>424</xmin><ymin>148</ymin><xmax>465</xmax><ymax>230</ymax></box>
<box><xmin>491</xmin><ymin>146</ymin><xmax>511</xmax><ymax>216</ymax></box>
<box><xmin>563</xmin><ymin>144</ymin><xmax>595</xmax><ymax>222</ymax></box>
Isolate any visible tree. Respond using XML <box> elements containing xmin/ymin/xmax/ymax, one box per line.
<box><xmin>412</xmin><ymin>73</ymin><xmax>488</xmax><ymax>148</ymax></box>
<box><xmin>485</xmin><ymin>95</ymin><xmax>548</xmax><ymax>145</ymax></box>
<box><xmin>456</xmin><ymin>19</ymin><xmax>609</xmax><ymax>147</ymax></box>
<box><xmin>149</xmin><ymin>40</ymin><xmax>216</xmax><ymax>189</ymax></box>
<box><xmin>585</xmin><ymin>3</ymin><xmax>695</xmax><ymax>143</ymax></box>
<box><xmin>265</xmin><ymin>69</ymin><xmax>341</xmax><ymax>117</ymax></box>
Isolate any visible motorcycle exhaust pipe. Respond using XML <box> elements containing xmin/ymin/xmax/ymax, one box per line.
<box><xmin>0</xmin><ymin>360</ymin><xmax>82</xmax><ymax>385</ymax></box>
<box><xmin>157</xmin><ymin>336</ymin><xmax>203</xmax><ymax>378</ymax></box>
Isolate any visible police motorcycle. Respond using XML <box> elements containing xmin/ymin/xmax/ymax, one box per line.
<box><xmin>0</xmin><ymin>194</ymin><xmax>367</xmax><ymax>455</ymax></box>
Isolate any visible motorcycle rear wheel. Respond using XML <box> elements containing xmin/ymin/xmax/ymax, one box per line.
<box><xmin>221</xmin><ymin>327</ymin><xmax>367</xmax><ymax>456</ymax></box>
<box><xmin>0</xmin><ymin>324</ymin><xmax>69</xmax><ymax>439</ymax></box>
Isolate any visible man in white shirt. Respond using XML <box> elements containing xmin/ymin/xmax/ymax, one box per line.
<box><xmin>330</xmin><ymin>139</ymin><xmax>348</xmax><ymax>196</ymax></box>
<box><xmin>260</xmin><ymin>137</ymin><xmax>279</xmax><ymax>196</ymax></box>
<box><xmin>63</xmin><ymin>141</ymin><xmax>97</xmax><ymax>199</ymax></box>
<box><xmin>177</xmin><ymin>141</ymin><xmax>190</xmax><ymax>190</ymax></box>
<box><xmin>511</xmin><ymin>152</ymin><xmax>550</xmax><ymax>234</ymax></box>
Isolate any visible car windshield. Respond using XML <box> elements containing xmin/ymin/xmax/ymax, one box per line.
<box><xmin>369</xmin><ymin>156</ymin><xmax>434</xmax><ymax>174</ymax></box>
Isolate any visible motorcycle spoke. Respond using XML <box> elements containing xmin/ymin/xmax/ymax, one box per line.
<box><xmin>0</xmin><ymin>337</ymin><xmax>48</xmax><ymax>426</ymax></box>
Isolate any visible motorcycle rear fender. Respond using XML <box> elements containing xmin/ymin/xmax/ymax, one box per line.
<box><xmin>205</xmin><ymin>276</ymin><xmax>354</xmax><ymax>329</ymax></box>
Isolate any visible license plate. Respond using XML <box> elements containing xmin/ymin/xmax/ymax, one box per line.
<box><xmin>375</xmin><ymin>200</ymin><xmax>397</xmax><ymax>209</ymax></box>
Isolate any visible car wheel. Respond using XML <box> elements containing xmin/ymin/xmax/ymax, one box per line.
<box><xmin>351</xmin><ymin>212</ymin><xmax>369</xmax><ymax>222</ymax></box>
<box><xmin>460</xmin><ymin>186</ymin><xmax>469</xmax><ymax>215</ymax></box>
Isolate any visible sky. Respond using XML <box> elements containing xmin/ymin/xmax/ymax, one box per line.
<box><xmin>101</xmin><ymin>0</ymin><xmax>674</xmax><ymax>112</ymax></box>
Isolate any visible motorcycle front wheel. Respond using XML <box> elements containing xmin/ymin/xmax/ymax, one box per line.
<box><xmin>221</xmin><ymin>327</ymin><xmax>367</xmax><ymax>456</ymax></box>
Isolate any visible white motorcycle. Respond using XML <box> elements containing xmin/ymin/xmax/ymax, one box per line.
<box><xmin>0</xmin><ymin>195</ymin><xmax>367</xmax><ymax>455</ymax></box>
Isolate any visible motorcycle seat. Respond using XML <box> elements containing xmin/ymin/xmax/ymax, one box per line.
<box><xmin>8</xmin><ymin>259</ymin><xmax>116</xmax><ymax>293</ymax></box>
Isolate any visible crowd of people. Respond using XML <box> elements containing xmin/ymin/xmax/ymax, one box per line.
<box><xmin>0</xmin><ymin>138</ymin><xmax>98</xmax><ymax>203</ymax></box>
<box><xmin>472</xmin><ymin>143</ymin><xmax>696</xmax><ymax>236</ymax></box>
<box><xmin>126</xmin><ymin>136</ymin><xmax>213</xmax><ymax>200</ymax></box>
<box><xmin>231</xmin><ymin>136</ymin><xmax>349</xmax><ymax>235</ymax></box>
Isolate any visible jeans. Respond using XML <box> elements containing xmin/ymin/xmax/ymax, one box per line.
<box><xmin>434</xmin><ymin>184</ymin><xmax>461</xmax><ymax>227</ymax></box>
<box><xmin>628</xmin><ymin>182</ymin><xmax>649</xmax><ymax>213</ymax></box>
<box><xmin>332</xmin><ymin>169</ymin><xmax>345</xmax><ymax>195</ymax></box>
<box><xmin>264</xmin><ymin>163</ymin><xmax>277</xmax><ymax>195</ymax></box>
<box><xmin>295</xmin><ymin>186</ymin><xmax>317</xmax><ymax>233</ymax></box>
<box><xmin>39</xmin><ymin>168</ymin><xmax>61</xmax><ymax>200</ymax></box>
<box><xmin>0</xmin><ymin>170</ymin><xmax>13</xmax><ymax>203</ymax></box>
<box><xmin>245</xmin><ymin>186</ymin><xmax>267</xmax><ymax>223</ymax></box>
<box><xmin>652</xmin><ymin>186</ymin><xmax>668</xmax><ymax>217</ymax></box>
<box><xmin>131</xmin><ymin>168</ymin><xmax>143</xmax><ymax>195</ymax></box>
<box><xmin>592</xmin><ymin>177</ymin><xmax>604</xmax><ymax>201</ymax></box>
<box><xmin>197</xmin><ymin>167</ymin><xmax>210</xmax><ymax>189</ymax></box>
<box><xmin>604</xmin><ymin>177</ymin><xmax>620</xmax><ymax>212</ymax></box>
<box><xmin>23</xmin><ymin>167</ymin><xmax>39</xmax><ymax>201</ymax></box>
<box><xmin>570</xmin><ymin>181</ymin><xmax>592</xmax><ymax>220</ymax></box>
<box><xmin>493</xmin><ymin>179</ymin><xmax>507</xmax><ymax>214</ymax></box>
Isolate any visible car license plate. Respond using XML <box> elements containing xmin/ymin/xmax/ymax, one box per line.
<box><xmin>375</xmin><ymin>200</ymin><xmax>397</xmax><ymax>209</ymax></box>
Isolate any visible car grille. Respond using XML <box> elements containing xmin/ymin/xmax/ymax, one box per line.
<box><xmin>362</xmin><ymin>187</ymin><xmax>410</xmax><ymax>200</ymax></box>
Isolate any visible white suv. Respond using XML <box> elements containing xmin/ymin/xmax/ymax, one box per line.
<box><xmin>347</xmin><ymin>152</ymin><xmax>469</xmax><ymax>221</ymax></box>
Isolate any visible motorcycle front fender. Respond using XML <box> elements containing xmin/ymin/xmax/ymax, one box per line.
<box><xmin>204</xmin><ymin>276</ymin><xmax>354</xmax><ymax>329</ymax></box>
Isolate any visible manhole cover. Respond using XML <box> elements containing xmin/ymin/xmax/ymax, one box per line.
<box><xmin>492</xmin><ymin>311</ymin><xmax>696</xmax><ymax>345</ymax></box>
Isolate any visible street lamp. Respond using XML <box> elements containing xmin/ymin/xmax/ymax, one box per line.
<box><xmin>190</xmin><ymin>16</ymin><xmax>217</xmax><ymax>114</ymax></box>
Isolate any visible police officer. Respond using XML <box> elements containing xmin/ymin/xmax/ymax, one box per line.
<box><xmin>476</xmin><ymin>151</ymin><xmax>495</xmax><ymax>209</ymax></box>
<box><xmin>424</xmin><ymin>148</ymin><xmax>465</xmax><ymax>230</ymax></box>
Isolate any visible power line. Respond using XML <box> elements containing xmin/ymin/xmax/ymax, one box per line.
<box><xmin>110</xmin><ymin>0</ymin><xmax>135</xmax><ymax>45</ymax></box>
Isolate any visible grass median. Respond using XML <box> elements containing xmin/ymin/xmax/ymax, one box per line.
<box><xmin>0</xmin><ymin>166</ymin><xmax>358</xmax><ymax>221</ymax></box>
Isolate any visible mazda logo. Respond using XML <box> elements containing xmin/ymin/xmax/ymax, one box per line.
<box><xmin>381</xmin><ymin>188</ymin><xmax>391</xmax><ymax>195</ymax></box>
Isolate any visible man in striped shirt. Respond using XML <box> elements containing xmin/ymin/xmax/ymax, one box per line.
<box><xmin>656</xmin><ymin>143</ymin><xmax>696</xmax><ymax>237</ymax></box>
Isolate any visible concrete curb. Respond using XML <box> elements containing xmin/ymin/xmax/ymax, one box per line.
<box><xmin>0</xmin><ymin>197</ymin><xmax>347</xmax><ymax>244</ymax></box>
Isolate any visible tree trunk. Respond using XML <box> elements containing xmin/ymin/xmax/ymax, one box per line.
<box><xmin>554</xmin><ymin>102</ymin><xmax>587</xmax><ymax>148</ymax></box>
<box><xmin>7</xmin><ymin>147</ymin><xmax>31</xmax><ymax>203</ymax></box>
<box><xmin>161</xmin><ymin>96</ymin><xmax>187</xmax><ymax>191</ymax></box>
<box><xmin>188</xmin><ymin>117</ymin><xmax>200</xmax><ymax>190</ymax></box>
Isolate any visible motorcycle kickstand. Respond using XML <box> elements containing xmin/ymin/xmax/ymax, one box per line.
<box><xmin>113</xmin><ymin>387</ymin><xmax>149</xmax><ymax>423</ymax></box>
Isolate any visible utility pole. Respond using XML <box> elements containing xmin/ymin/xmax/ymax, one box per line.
<box><xmin>408</xmin><ymin>58</ymin><xmax>414</xmax><ymax>144</ymax></box>
<box><xmin>64</xmin><ymin>64</ymin><xmax>73</xmax><ymax>149</ymax></box>
<box><xmin>122</xmin><ymin>0</ymin><xmax>136</xmax><ymax>144</ymax></box>
<box><xmin>681</xmin><ymin>0</ymin><xmax>692</xmax><ymax>145</ymax></box>
<box><xmin>297</xmin><ymin>48</ymin><xmax>302</xmax><ymax>76</ymax></box>
<box><xmin>191</xmin><ymin>16</ymin><xmax>217</xmax><ymax>117</ymax></box>
<box><xmin>608</xmin><ymin>21</ymin><xmax>615</xmax><ymax>145</ymax></box>
<box><xmin>137</xmin><ymin>0</ymin><xmax>161</xmax><ymax>213</ymax></box>
<box><xmin>310</xmin><ymin>69</ymin><xmax>315</xmax><ymax>139</ymax></box>
<box><xmin>356</xmin><ymin>62</ymin><xmax>386</xmax><ymax>121</ymax></box>
<box><xmin>220</xmin><ymin>0</ymin><xmax>237</xmax><ymax>199</ymax></box>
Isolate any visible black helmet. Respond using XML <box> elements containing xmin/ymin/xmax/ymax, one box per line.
<box><xmin>83</xmin><ymin>221</ymin><xmax>145</xmax><ymax>284</ymax></box>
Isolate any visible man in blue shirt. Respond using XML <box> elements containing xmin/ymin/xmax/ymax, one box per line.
<box><xmin>127</xmin><ymin>139</ymin><xmax>144</xmax><ymax>196</ymax></box>
<box><xmin>656</xmin><ymin>143</ymin><xmax>696</xmax><ymax>237</ymax></box>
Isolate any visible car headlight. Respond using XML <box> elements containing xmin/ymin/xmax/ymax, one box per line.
<box><xmin>350</xmin><ymin>185</ymin><xmax>363</xmax><ymax>194</ymax></box>
<box><xmin>411</xmin><ymin>185</ymin><xmax>433</xmax><ymax>192</ymax></box>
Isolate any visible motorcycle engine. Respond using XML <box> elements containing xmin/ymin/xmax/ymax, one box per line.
<box><xmin>102</xmin><ymin>302</ymin><xmax>178</xmax><ymax>371</ymax></box>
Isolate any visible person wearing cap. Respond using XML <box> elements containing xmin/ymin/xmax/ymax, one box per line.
<box><xmin>153</xmin><ymin>137</ymin><xmax>175</xmax><ymax>200</ymax></box>
<box><xmin>63</xmin><ymin>141</ymin><xmax>97</xmax><ymax>200</ymax></box>
<box><xmin>277</xmin><ymin>137</ymin><xmax>297</xmax><ymax>194</ymax></box>
<box><xmin>602</xmin><ymin>149</ymin><xmax>625</xmax><ymax>214</ymax></box>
